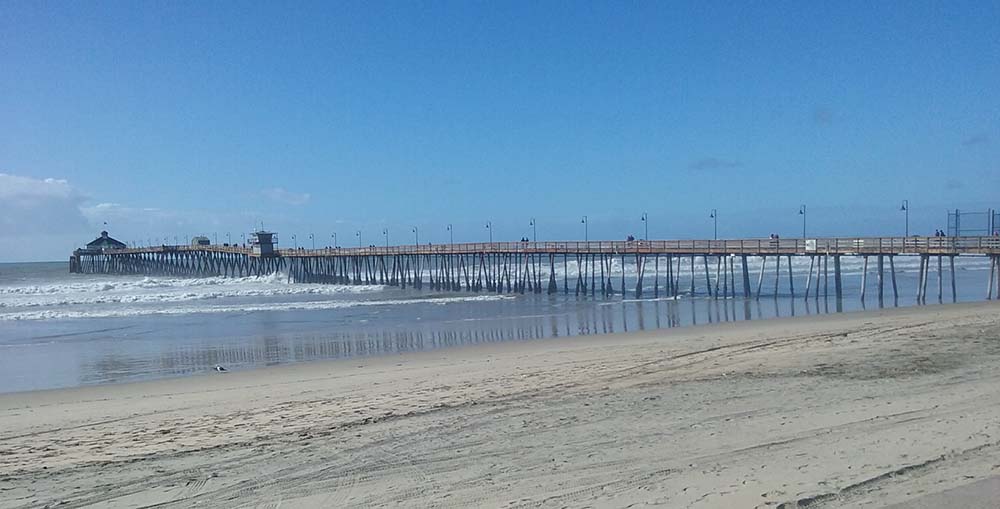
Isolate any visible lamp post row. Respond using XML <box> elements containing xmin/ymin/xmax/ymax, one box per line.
<box><xmin>127</xmin><ymin>202</ymin><xmax>916</xmax><ymax>248</ymax></box>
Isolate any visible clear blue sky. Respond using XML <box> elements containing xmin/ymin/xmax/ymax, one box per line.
<box><xmin>1</xmin><ymin>1</ymin><xmax>998</xmax><ymax>261</ymax></box>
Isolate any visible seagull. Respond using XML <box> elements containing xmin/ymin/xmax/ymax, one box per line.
<box><xmin>214</xmin><ymin>365</ymin><xmax>227</xmax><ymax>373</ymax></box>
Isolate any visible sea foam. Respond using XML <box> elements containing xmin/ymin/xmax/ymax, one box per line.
<box><xmin>0</xmin><ymin>294</ymin><xmax>514</xmax><ymax>321</ymax></box>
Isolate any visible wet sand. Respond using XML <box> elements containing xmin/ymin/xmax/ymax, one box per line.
<box><xmin>2</xmin><ymin>301</ymin><xmax>1000</xmax><ymax>508</ymax></box>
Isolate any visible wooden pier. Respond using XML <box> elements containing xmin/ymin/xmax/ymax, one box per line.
<box><xmin>70</xmin><ymin>236</ymin><xmax>1000</xmax><ymax>303</ymax></box>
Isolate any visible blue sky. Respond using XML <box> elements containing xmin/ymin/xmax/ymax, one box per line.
<box><xmin>2</xmin><ymin>1</ymin><xmax>998</xmax><ymax>261</ymax></box>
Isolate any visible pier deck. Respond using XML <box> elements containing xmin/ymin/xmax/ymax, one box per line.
<box><xmin>97</xmin><ymin>236</ymin><xmax>1000</xmax><ymax>257</ymax></box>
<box><xmin>70</xmin><ymin>236</ymin><xmax>1000</xmax><ymax>303</ymax></box>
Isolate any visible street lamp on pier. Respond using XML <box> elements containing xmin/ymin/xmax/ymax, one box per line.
<box><xmin>529</xmin><ymin>218</ymin><xmax>537</xmax><ymax>242</ymax></box>
<box><xmin>412</xmin><ymin>226</ymin><xmax>418</xmax><ymax>245</ymax></box>
<box><xmin>447</xmin><ymin>224</ymin><xmax>453</xmax><ymax>245</ymax></box>
<box><xmin>309</xmin><ymin>233</ymin><xmax>314</xmax><ymax>249</ymax></box>
<box><xmin>798</xmin><ymin>205</ymin><xmax>807</xmax><ymax>239</ymax></box>
<box><xmin>640</xmin><ymin>212</ymin><xmax>648</xmax><ymax>240</ymax></box>
<box><xmin>485</xmin><ymin>221</ymin><xmax>492</xmax><ymax>243</ymax></box>
<box><xmin>382</xmin><ymin>228</ymin><xmax>389</xmax><ymax>248</ymax></box>
<box><xmin>356</xmin><ymin>230</ymin><xmax>362</xmax><ymax>248</ymax></box>
<box><xmin>710</xmin><ymin>209</ymin><xmax>717</xmax><ymax>240</ymax></box>
<box><xmin>291</xmin><ymin>234</ymin><xmax>297</xmax><ymax>249</ymax></box>
<box><xmin>581</xmin><ymin>215</ymin><xmax>588</xmax><ymax>242</ymax></box>
<box><xmin>331</xmin><ymin>232</ymin><xmax>337</xmax><ymax>248</ymax></box>
<box><xmin>226</xmin><ymin>232</ymin><xmax>231</xmax><ymax>245</ymax></box>
<box><xmin>900</xmin><ymin>200</ymin><xmax>909</xmax><ymax>237</ymax></box>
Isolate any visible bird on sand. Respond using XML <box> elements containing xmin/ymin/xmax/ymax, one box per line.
<box><xmin>214</xmin><ymin>365</ymin><xmax>227</xmax><ymax>372</ymax></box>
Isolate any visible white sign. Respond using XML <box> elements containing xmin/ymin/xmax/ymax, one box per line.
<box><xmin>805</xmin><ymin>239</ymin><xmax>817</xmax><ymax>251</ymax></box>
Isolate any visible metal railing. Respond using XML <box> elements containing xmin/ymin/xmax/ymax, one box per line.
<box><xmin>85</xmin><ymin>235</ymin><xmax>1000</xmax><ymax>257</ymax></box>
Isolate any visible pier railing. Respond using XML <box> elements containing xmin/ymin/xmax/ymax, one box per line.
<box><xmin>276</xmin><ymin>236</ymin><xmax>1000</xmax><ymax>256</ymax></box>
<box><xmin>98</xmin><ymin>235</ymin><xmax>1000</xmax><ymax>257</ymax></box>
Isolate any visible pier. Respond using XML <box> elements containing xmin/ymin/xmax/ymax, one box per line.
<box><xmin>70</xmin><ymin>235</ymin><xmax>1000</xmax><ymax>303</ymax></box>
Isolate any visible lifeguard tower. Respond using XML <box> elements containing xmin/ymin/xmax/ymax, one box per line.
<box><xmin>251</xmin><ymin>231</ymin><xmax>277</xmax><ymax>256</ymax></box>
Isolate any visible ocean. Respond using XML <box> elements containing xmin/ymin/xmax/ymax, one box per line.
<box><xmin>1</xmin><ymin>256</ymin><xmax>995</xmax><ymax>393</ymax></box>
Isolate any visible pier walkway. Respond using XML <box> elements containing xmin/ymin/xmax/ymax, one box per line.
<box><xmin>70</xmin><ymin>236</ymin><xmax>1000</xmax><ymax>303</ymax></box>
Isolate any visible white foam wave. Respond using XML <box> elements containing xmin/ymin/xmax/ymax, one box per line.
<box><xmin>0</xmin><ymin>294</ymin><xmax>514</xmax><ymax>321</ymax></box>
<box><xmin>0</xmin><ymin>273</ymin><xmax>384</xmax><ymax>309</ymax></box>
<box><xmin>0</xmin><ymin>272</ymin><xmax>306</xmax><ymax>296</ymax></box>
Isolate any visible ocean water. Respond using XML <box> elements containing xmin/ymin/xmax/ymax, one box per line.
<box><xmin>0</xmin><ymin>256</ymin><xmax>995</xmax><ymax>393</ymax></box>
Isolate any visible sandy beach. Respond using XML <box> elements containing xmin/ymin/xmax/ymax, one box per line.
<box><xmin>3</xmin><ymin>302</ymin><xmax>1000</xmax><ymax>508</ymax></box>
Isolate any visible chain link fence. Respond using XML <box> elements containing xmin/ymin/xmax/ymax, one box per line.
<box><xmin>948</xmin><ymin>209</ymin><xmax>998</xmax><ymax>236</ymax></box>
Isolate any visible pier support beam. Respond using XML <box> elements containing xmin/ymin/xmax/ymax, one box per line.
<box><xmin>833</xmin><ymin>255</ymin><xmax>842</xmax><ymax>301</ymax></box>
<box><xmin>989</xmin><ymin>256</ymin><xmax>996</xmax><ymax>300</ymax></box>
<box><xmin>741</xmin><ymin>255</ymin><xmax>751</xmax><ymax>298</ymax></box>
<box><xmin>937</xmin><ymin>255</ymin><xmax>944</xmax><ymax>303</ymax></box>
<box><xmin>889</xmin><ymin>255</ymin><xmax>898</xmax><ymax>302</ymax></box>
<box><xmin>949</xmin><ymin>255</ymin><xmax>957</xmax><ymax>303</ymax></box>
<box><xmin>877</xmin><ymin>255</ymin><xmax>884</xmax><ymax>304</ymax></box>
<box><xmin>804</xmin><ymin>255</ymin><xmax>814</xmax><ymax>299</ymax></box>
<box><xmin>787</xmin><ymin>255</ymin><xmax>794</xmax><ymax>297</ymax></box>
<box><xmin>756</xmin><ymin>256</ymin><xmax>767</xmax><ymax>300</ymax></box>
<box><xmin>773</xmin><ymin>255</ymin><xmax>781</xmax><ymax>298</ymax></box>
<box><xmin>860</xmin><ymin>256</ymin><xmax>868</xmax><ymax>301</ymax></box>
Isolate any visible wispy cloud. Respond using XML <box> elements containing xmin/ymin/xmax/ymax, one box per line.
<box><xmin>962</xmin><ymin>133</ymin><xmax>989</xmax><ymax>146</ymax></box>
<box><xmin>80</xmin><ymin>202</ymin><xmax>258</xmax><ymax>235</ymax></box>
<box><xmin>81</xmin><ymin>202</ymin><xmax>176</xmax><ymax>225</ymax></box>
<box><xmin>689</xmin><ymin>158</ymin><xmax>742</xmax><ymax>171</ymax></box>
<box><xmin>0</xmin><ymin>172</ymin><xmax>89</xmax><ymax>235</ymax></box>
<box><xmin>262</xmin><ymin>187</ymin><xmax>311</xmax><ymax>206</ymax></box>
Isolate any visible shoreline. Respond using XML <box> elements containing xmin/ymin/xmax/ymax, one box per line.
<box><xmin>3</xmin><ymin>300</ymin><xmax>1000</xmax><ymax>507</ymax></box>
<box><xmin>1</xmin><ymin>299</ymin><xmax>992</xmax><ymax>399</ymax></box>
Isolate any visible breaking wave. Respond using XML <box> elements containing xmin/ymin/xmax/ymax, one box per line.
<box><xmin>0</xmin><ymin>272</ymin><xmax>385</xmax><ymax>310</ymax></box>
<box><xmin>0</xmin><ymin>294</ymin><xmax>514</xmax><ymax>321</ymax></box>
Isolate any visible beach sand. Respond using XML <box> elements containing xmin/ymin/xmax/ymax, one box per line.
<box><xmin>2</xmin><ymin>302</ymin><xmax>1000</xmax><ymax>508</ymax></box>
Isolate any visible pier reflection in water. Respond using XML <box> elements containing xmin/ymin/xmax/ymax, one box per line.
<box><xmin>72</xmin><ymin>292</ymin><xmax>888</xmax><ymax>388</ymax></box>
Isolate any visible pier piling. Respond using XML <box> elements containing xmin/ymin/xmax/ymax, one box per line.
<box><xmin>69</xmin><ymin>235</ymin><xmax>1000</xmax><ymax>305</ymax></box>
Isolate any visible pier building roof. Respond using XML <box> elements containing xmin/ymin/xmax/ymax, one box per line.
<box><xmin>85</xmin><ymin>231</ymin><xmax>127</xmax><ymax>251</ymax></box>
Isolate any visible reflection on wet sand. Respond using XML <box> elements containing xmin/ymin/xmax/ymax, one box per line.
<box><xmin>81</xmin><ymin>294</ymin><xmax>876</xmax><ymax>386</ymax></box>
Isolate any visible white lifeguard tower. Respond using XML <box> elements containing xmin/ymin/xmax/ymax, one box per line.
<box><xmin>251</xmin><ymin>231</ymin><xmax>277</xmax><ymax>256</ymax></box>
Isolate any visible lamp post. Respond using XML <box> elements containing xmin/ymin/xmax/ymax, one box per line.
<box><xmin>485</xmin><ymin>221</ymin><xmax>492</xmax><ymax>243</ymax></box>
<box><xmin>640</xmin><ymin>212</ymin><xmax>648</xmax><ymax>240</ymax></box>
<box><xmin>309</xmin><ymin>233</ymin><xmax>314</xmax><ymax>249</ymax></box>
<box><xmin>447</xmin><ymin>224</ymin><xmax>453</xmax><ymax>245</ymax></box>
<box><xmin>382</xmin><ymin>228</ymin><xmax>389</xmax><ymax>248</ymax></box>
<box><xmin>798</xmin><ymin>205</ymin><xmax>807</xmax><ymax>239</ymax></box>
<box><xmin>291</xmin><ymin>234</ymin><xmax>297</xmax><ymax>248</ymax></box>
<box><xmin>412</xmin><ymin>226</ymin><xmax>418</xmax><ymax>245</ymax></box>
<box><xmin>529</xmin><ymin>218</ymin><xmax>536</xmax><ymax>242</ymax></box>
<box><xmin>331</xmin><ymin>232</ymin><xmax>337</xmax><ymax>248</ymax></box>
<box><xmin>356</xmin><ymin>230</ymin><xmax>362</xmax><ymax>248</ymax></box>
<box><xmin>710</xmin><ymin>209</ymin><xmax>717</xmax><ymax>240</ymax></box>
<box><xmin>240</xmin><ymin>233</ymin><xmax>245</xmax><ymax>246</ymax></box>
<box><xmin>226</xmin><ymin>232</ymin><xmax>231</xmax><ymax>245</ymax></box>
<box><xmin>213</xmin><ymin>232</ymin><xmax>217</xmax><ymax>245</ymax></box>
<box><xmin>581</xmin><ymin>215</ymin><xmax>588</xmax><ymax>242</ymax></box>
<box><xmin>900</xmin><ymin>200</ymin><xmax>909</xmax><ymax>237</ymax></box>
